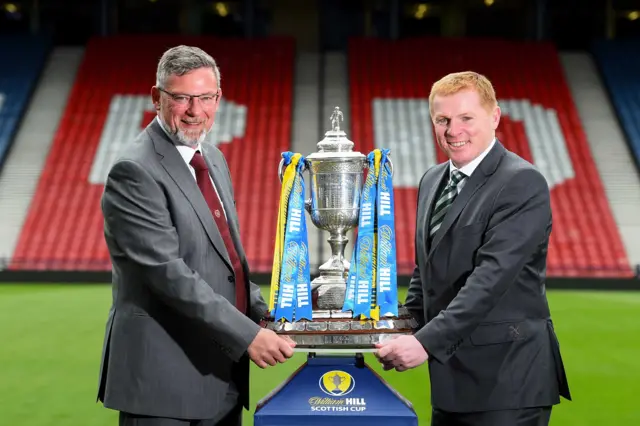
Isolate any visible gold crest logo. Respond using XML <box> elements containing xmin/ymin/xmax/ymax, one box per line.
<box><xmin>318</xmin><ymin>370</ymin><xmax>355</xmax><ymax>397</ymax></box>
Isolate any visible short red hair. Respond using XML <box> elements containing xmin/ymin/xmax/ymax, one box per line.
<box><xmin>429</xmin><ymin>71</ymin><xmax>498</xmax><ymax>114</ymax></box>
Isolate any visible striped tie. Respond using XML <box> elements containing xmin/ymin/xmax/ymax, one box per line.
<box><xmin>429</xmin><ymin>170</ymin><xmax>466</xmax><ymax>238</ymax></box>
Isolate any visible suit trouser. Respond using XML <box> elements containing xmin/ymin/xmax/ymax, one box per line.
<box><xmin>431</xmin><ymin>406</ymin><xmax>552</xmax><ymax>426</ymax></box>
<box><xmin>118</xmin><ymin>404</ymin><xmax>242</xmax><ymax>426</ymax></box>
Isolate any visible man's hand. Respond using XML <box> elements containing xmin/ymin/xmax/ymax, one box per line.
<box><xmin>374</xmin><ymin>335</ymin><xmax>428</xmax><ymax>372</ymax></box>
<box><xmin>279</xmin><ymin>334</ymin><xmax>297</xmax><ymax>347</ymax></box>
<box><xmin>248</xmin><ymin>329</ymin><xmax>296</xmax><ymax>368</ymax></box>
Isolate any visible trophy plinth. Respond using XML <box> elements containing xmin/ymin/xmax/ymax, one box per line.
<box><xmin>261</xmin><ymin>306</ymin><xmax>419</xmax><ymax>351</ymax></box>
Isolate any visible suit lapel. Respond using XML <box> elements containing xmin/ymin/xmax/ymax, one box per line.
<box><xmin>148</xmin><ymin>120</ymin><xmax>233</xmax><ymax>270</ymax></box>
<box><xmin>428</xmin><ymin>141</ymin><xmax>506</xmax><ymax>258</ymax></box>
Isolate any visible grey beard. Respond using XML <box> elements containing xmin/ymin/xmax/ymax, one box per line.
<box><xmin>175</xmin><ymin>127</ymin><xmax>207</xmax><ymax>148</ymax></box>
<box><xmin>159</xmin><ymin>116</ymin><xmax>210</xmax><ymax>148</ymax></box>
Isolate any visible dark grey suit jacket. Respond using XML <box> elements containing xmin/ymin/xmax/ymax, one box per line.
<box><xmin>406</xmin><ymin>141</ymin><xmax>571</xmax><ymax>413</ymax></box>
<box><xmin>97</xmin><ymin>119</ymin><xmax>268</xmax><ymax>420</ymax></box>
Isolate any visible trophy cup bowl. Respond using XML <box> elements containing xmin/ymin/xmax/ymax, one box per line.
<box><xmin>266</xmin><ymin>107</ymin><xmax>418</xmax><ymax>351</ymax></box>
<box><xmin>304</xmin><ymin>148</ymin><xmax>366</xmax><ymax>312</ymax></box>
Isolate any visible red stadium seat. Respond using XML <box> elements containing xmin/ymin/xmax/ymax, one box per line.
<box><xmin>348</xmin><ymin>37</ymin><xmax>633</xmax><ymax>278</ymax></box>
<box><xmin>10</xmin><ymin>35</ymin><xmax>295</xmax><ymax>273</ymax></box>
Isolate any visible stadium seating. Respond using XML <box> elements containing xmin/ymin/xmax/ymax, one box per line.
<box><xmin>592</xmin><ymin>39</ymin><xmax>640</xmax><ymax>169</ymax></box>
<box><xmin>10</xmin><ymin>35</ymin><xmax>295</xmax><ymax>272</ymax></box>
<box><xmin>348</xmin><ymin>37</ymin><xmax>633</xmax><ymax>277</ymax></box>
<box><xmin>0</xmin><ymin>34</ymin><xmax>50</xmax><ymax>168</ymax></box>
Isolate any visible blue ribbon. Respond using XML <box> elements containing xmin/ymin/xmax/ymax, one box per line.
<box><xmin>376</xmin><ymin>149</ymin><xmax>398</xmax><ymax>317</ymax></box>
<box><xmin>344</xmin><ymin>152</ymin><xmax>377</xmax><ymax>317</ymax></box>
<box><xmin>273</xmin><ymin>152</ymin><xmax>312</xmax><ymax>322</ymax></box>
<box><xmin>343</xmin><ymin>149</ymin><xmax>398</xmax><ymax>319</ymax></box>
<box><xmin>294</xmin><ymin>173</ymin><xmax>312</xmax><ymax>321</ymax></box>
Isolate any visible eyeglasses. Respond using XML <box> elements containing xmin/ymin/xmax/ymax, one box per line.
<box><xmin>158</xmin><ymin>87</ymin><xmax>221</xmax><ymax>106</ymax></box>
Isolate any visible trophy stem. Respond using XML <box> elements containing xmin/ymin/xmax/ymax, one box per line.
<box><xmin>318</xmin><ymin>230</ymin><xmax>350</xmax><ymax>278</ymax></box>
<box><xmin>311</xmin><ymin>230</ymin><xmax>351</xmax><ymax>311</ymax></box>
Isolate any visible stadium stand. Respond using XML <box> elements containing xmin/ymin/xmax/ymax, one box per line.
<box><xmin>348</xmin><ymin>37</ymin><xmax>634</xmax><ymax>278</ymax></box>
<box><xmin>9</xmin><ymin>35</ymin><xmax>295</xmax><ymax>272</ymax></box>
<box><xmin>0</xmin><ymin>34</ymin><xmax>50</xmax><ymax>169</ymax></box>
<box><xmin>592</xmin><ymin>39</ymin><xmax>640</xmax><ymax>171</ymax></box>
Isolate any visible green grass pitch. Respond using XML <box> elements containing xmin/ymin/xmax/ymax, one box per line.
<box><xmin>0</xmin><ymin>284</ymin><xmax>638</xmax><ymax>425</ymax></box>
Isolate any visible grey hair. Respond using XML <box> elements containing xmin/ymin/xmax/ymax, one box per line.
<box><xmin>156</xmin><ymin>45</ymin><xmax>221</xmax><ymax>89</ymax></box>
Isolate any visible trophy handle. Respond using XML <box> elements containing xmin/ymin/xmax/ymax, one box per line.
<box><xmin>363</xmin><ymin>154</ymin><xmax>394</xmax><ymax>176</ymax></box>
<box><xmin>277</xmin><ymin>156</ymin><xmax>309</xmax><ymax>183</ymax></box>
<box><xmin>387</xmin><ymin>155</ymin><xmax>394</xmax><ymax>176</ymax></box>
<box><xmin>277</xmin><ymin>158</ymin><xmax>285</xmax><ymax>183</ymax></box>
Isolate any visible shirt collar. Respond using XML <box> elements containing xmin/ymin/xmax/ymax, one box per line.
<box><xmin>175</xmin><ymin>143</ymin><xmax>201</xmax><ymax>166</ymax></box>
<box><xmin>449</xmin><ymin>138</ymin><xmax>496</xmax><ymax>178</ymax></box>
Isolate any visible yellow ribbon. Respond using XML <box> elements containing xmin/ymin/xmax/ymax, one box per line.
<box><xmin>269</xmin><ymin>154</ymin><xmax>303</xmax><ymax>314</ymax></box>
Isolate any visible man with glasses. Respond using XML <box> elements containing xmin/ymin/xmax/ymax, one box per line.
<box><xmin>97</xmin><ymin>45</ymin><xmax>295</xmax><ymax>426</ymax></box>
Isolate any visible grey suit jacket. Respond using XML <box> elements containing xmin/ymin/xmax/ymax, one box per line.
<box><xmin>406</xmin><ymin>141</ymin><xmax>571</xmax><ymax>413</ymax></box>
<box><xmin>97</xmin><ymin>119</ymin><xmax>268</xmax><ymax>420</ymax></box>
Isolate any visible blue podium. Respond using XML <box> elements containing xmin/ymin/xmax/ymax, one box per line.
<box><xmin>254</xmin><ymin>352</ymin><xmax>418</xmax><ymax>426</ymax></box>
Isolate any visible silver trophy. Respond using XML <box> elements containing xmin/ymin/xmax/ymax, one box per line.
<box><xmin>266</xmin><ymin>106</ymin><xmax>418</xmax><ymax>350</ymax></box>
<box><xmin>304</xmin><ymin>106</ymin><xmax>366</xmax><ymax>312</ymax></box>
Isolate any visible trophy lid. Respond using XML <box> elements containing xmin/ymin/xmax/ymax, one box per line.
<box><xmin>307</xmin><ymin>106</ymin><xmax>365</xmax><ymax>160</ymax></box>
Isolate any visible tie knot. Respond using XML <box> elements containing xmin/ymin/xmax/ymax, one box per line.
<box><xmin>450</xmin><ymin>170</ymin><xmax>465</xmax><ymax>185</ymax></box>
<box><xmin>190</xmin><ymin>151</ymin><xmax>208</xmax><ymax>172</ymax></box>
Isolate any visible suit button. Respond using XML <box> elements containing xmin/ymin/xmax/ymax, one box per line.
<box><xmin>426</xmin><ymin>289</ymin><xmax>435</xmax><ymax>296</ymax></box>
<box><xmin>227</xmin><ymin>276</ymin><xmax>234</xmax><ymax>283</ymax></box>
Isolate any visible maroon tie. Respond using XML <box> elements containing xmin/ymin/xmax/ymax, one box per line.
<box><xmin>190</xmin><ymin>151</ymin><xmax>247</xmax><ymax>315</ymax></box>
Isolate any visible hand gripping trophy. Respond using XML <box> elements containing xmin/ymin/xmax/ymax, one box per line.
<box><xmin>262</xmin><ymin>106</ymin><xmax>418</xmax><ymax>351</ymax></box>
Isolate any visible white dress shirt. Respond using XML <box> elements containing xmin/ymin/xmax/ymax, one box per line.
<box><xmin>156</xmin><ymin>117</ymin><xmax>227</xmax><ymax>218</ymax></box>
<box><xmin>449</xmin><ymin>138</ymin><xmax>496</xmax><ymax>193</ymax></box>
